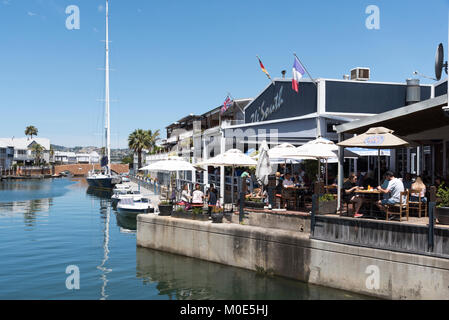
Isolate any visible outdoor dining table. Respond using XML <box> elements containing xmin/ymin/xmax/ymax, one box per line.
<box><xmin>355</xmin><ymin>189</ymin><xmax>382</xmax><ymax>218</ymax></box>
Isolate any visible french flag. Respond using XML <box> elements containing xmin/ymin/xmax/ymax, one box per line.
<box><xmin>292</xmin><ymin>56</ymin><xmax>305</xmax><ymax>93</ymax></box>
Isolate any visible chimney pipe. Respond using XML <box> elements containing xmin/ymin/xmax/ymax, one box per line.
<box><xmin>281</xmin><ymin>70</ymin><xmax>286</xmax><ymax>79</ymax></box>
<box><xmin>406</xmin><ymin>79</ymin><xmax>421</xmax><ymax>105</ymax></box>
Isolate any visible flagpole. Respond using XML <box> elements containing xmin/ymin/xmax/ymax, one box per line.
<box><xmin>293</xmin><ymin>53</ymin><xmax>317</xmax><ymax>87</ymax></box>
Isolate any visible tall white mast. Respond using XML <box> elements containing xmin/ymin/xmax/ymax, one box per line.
<box><xmin>104</xmin><ymin>0</ymin><xmax>111</xmax><ymax>175</ymax></box>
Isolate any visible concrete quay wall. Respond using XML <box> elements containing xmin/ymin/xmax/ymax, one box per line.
<box><xmin>137</xmin><ymin>215</ymin><xmax>449</xmax><ymax>300</ymax></box>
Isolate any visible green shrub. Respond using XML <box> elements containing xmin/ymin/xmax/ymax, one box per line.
<box><xmin>319</xmin><ymin>193</ymin><xmax>335</xmax><ymax>202</ymax></box>
<box><xmin>159</xmin><ymin>201</ymin><xmax>171</xmax><ymax>206</ymax></box>
<box><xmin>437</xmin><ymin>183</ymin><xmax>449</xmax><ymax>208</ymax></box>
<box><xmin>192</xmin><ymin>207</ymin><xmax>203</xmax><ymax>215</ymax></box>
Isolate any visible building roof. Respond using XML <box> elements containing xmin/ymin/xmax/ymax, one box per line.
<box><xmin>0</xmin><ymin>137</ymin><xmax>50</xmax><ymax>150</ymax></box>
<box><xmin>335</xmin><ymin>94</ymin><xmax>449</xmax><ymax>140</ymax></box>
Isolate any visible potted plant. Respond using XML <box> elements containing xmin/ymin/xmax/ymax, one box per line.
<box><xmin>158</xmin><ymin>200</ymin><xmax>173</xmax><ymax>216</ymax></box>
<box><xmin>172</xmin><ymin>206</ymin><xmax>188</xmax><ymax>219</ymax></box>
<box><xmin>436</xmin><ymin>183</ymin><xmax>449</xmax><ymax>225</ymax></box>
<box><xmin>211</xmin><ymin>206</ymin><xmax>224</xmax><ymax>223</ymax></box>
<box><xmin>192</xmin><ymin>206</ymin><xmax>209</xmax><ymax>221</ymax></box>
<box><xmin>317</xmin><ymin>193</ymin><xmax>337</xmax><ymax>215</ymax></box>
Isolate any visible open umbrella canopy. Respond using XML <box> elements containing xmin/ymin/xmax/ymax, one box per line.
<box><xmin>255</xmin><ymin>141</ymin><xmax>272</xmax><ymax>186</ymax></box>
<box><xmin>139</xmin><ymin>156</ymin><xmax>196</xmax><ymax>172</ymax></box>
<box><xmin>268</xmin><ymin>143</ymin><xmax>298</xmax><ymax>159</ymax></box>
<box><xmin>285</xmin><ymin>137</ymin><xmax>340</xmax><ymax>159</ymax></box>
<box><xmin>337</xmin><ymin>127</ymin><xmax>409</xmax><ymax>149</ymax></box>
<box><xmin>196</xmin><ymin>149</ymin><xmax>257</xmax><ymax>167</ymax></box>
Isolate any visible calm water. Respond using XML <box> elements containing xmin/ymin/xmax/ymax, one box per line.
<box><xmin>0</xmin><ymin>179</ymin><xmax>368</xmax><ymax>300</ymax></box>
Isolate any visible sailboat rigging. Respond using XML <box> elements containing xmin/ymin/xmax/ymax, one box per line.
<box><xmin>86</xmin><ymin>0</ymin><xmax>120</xmax><ymax>189</ymax></box>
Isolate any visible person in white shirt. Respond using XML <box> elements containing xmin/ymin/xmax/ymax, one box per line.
<box><xmin>192</xmin><ymin>184</ymin><xmax>204</xmax><ymax>204</ymax></box>
<box><xmin>282</xmin><ymin>173</ymin><xmax>295</xmax><ymax>188</ymax></box>
<box><xmin>181</xmin><ymin>184</ymin><xmax>191</xmax><ymax>203</ymax></box>
<box><xmin>376</xmin><ymin>171</ymin><xmax>405</xmax><ymax>213</ymax></box>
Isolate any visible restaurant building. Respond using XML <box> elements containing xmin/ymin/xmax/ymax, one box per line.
<box><xmin>336</xmin><ymin>78</ymin><xmax>448</xmax><ymax>182</ymax></box>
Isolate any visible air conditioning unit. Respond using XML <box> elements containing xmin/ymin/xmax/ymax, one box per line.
<box><xmin>350</xmin><ymin>67</ymin><xmax>370</xmax><ymax>81</ymax></box>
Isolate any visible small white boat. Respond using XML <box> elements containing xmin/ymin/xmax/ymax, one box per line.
<box><xmin>111</xmin><ymin>188</ymin><xmax>141</xmax><ymax>204</ymax></box>
<box><xmin>117</xmin><ymin>197</ymin><xmax>153</xmax><ymax>216</ymax></box>
<box><xmin>114</xmin><ymin>183</ymin><xmax>131</xmax><ymax>190</ymax></box>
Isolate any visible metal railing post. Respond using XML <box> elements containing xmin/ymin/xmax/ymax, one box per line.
<box><xmin>428</xmin><ymin>201</ymin><xmax>435</xmax><ymax>252</ymax></box>
<box><xmin>311</xmin><ymin>194</ymin><xmax>318</xmax><ymax>236</ymax></box>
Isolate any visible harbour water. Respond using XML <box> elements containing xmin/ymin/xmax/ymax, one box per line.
<box><xmin>0</xmin><ymin>179</ymin><xmax>369</xmax><ymax>300</ymax></box>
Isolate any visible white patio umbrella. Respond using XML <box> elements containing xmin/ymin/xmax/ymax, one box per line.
<box><xmin>196</xmin><ymin>149</ymin><xmax>257</xmax><ymax>205</ymax></box>
<box><xmin>337</xmin><ymin>127</ymin><xmax>409</xmax><ymax>186</ymax></box>
<box><xmin>139</xmin><ymin>156</ymin><xmax>197</xmax><ymax>202</ymax></box>
<box><xmin>285</xmin><ymin>137</ymin><xmax>358</xmax><ymax>185</ymax></box>
<box><xmin>139</xmin><ymin>156</ymin><xmax>196</xmax><ymax>172</ymax></box>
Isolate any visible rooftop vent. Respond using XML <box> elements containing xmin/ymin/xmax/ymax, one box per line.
<box><xmin>350</xmin><ymin>67</ymin><xmax>370</xmax><ymax>81</ymax></box>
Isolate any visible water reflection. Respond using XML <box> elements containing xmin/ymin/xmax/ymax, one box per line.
<box><xmin>97</xmin><ymin>202</ymin><xmax>112</xmax><ymax>300</ymax></box>
<box><xmin>136</xmin><ymin>247</ymin><xmax>367</xmax><ymax>300</ymax></box>
<box><xmin>116</xmin><ymin>212</ymin><xmax>137</xmax><ymax>232</ymax></box>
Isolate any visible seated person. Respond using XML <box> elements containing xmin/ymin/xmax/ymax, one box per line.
<box><xmin>180</xmin><ymin>184</ymin><xmax>192</xmax><ymax>210</ymax></box>
<box><xmin>376</xmin><ymin>171</ymin><xmax>405</xmax><ymax>214</ymax></box>
<box><xmin>282</xmin><ymin>173</ymin><xmax>295</xmax><ymax>188</ymax></box>
<box><xmin>343</xmin><ymin>173</ymin><xmax>364</xmax><ymax>218</ymax></box>
<box><xmin>192</xmin><ymin>184</ymin><xmax>204</xmax><ymax>205</ymax></box>
<box><xmin>293</xmin><ymin>172</ymin><xmax>304</xmax><ymax>185</ymax></box>
<box><xmin>402</xmin><ymin>173</ymin><xmax>413</xmax><ymax>190</ymax></box>
<box><xmin>410</xmin><ymin>176</ymin><xmax>427</xmax><ymax>202</ymax></box>
<box><xmin>362</xmin><ymin>171</ymin><xmax>376</xmax><ymax>190</ymax></box>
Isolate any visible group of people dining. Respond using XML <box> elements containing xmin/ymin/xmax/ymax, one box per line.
<box><xmin>343</xmin><ymin>171</ymin><xmax>427</xmax><ymax>219</ymax></box>
<box><xmin>178</xmin><ymin>183</ymin><xmax>219</xmax><ymax>216</ymax></box>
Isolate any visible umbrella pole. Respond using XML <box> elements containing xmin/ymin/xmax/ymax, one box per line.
<box><xmin>231</xmin><ymin>166</ymin><xmax>235</xmax><ymax>209</ymax></box>
<box><xmin>377</xmin><ymin>149</ymin><xmax>381</xmax><ymax>187</ymax></box>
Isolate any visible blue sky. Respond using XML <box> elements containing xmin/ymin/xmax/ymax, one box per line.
<box><xmin>0</xmin><ymin>0</ymin><xmax>447</xmax><ymax>148</ymax></box>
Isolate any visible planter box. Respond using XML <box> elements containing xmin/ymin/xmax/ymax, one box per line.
<box><xmin>436</xmin><ymin>207</ymin><xmax>449</xmax><ymax>225</ymax></box>
<box><xmin>318</xmin><ymin>200</ymin><xmax>337</xmax><ymax>215</ymax></box>
<box><xmin>172</xmin><ymin>210</ymin><xmax>209</xmax><ymax>221</ymax></box>
<box><xmin>211</xmin><ymin>212</ymin><xmax>223</xmax><ymax>223</ymax></box>
<box><xmin>158</xmin><ymin>204</ymin><xmax>173</xmax><ymax>216</ymax></box>
<box><xmin>245</xmin><ymin>201</ymin><xmax>265</xmax><ymax>209</ymax></box>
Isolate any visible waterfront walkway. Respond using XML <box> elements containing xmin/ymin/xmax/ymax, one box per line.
<box><xmin>127</xmin><ymin>180</ymin><xmax>161</xmax><ymax>211</ymax></box>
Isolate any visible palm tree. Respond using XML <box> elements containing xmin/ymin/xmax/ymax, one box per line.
<box><xmin>25</xmin><ymin>126</ymin><xmax>38</xmax><ymax>139</ymax></box>
<box><xmin>128</xmin><ymin>129</ymin><xmax>150</xmax><ymax>169</ymax></box>
<box><xmin>30</xmin><ymin>143</ymin><xmax>44</xmax><ymax>166</ymax></box>
<box><xmin>147</xmin><ymin>129</ymin><xmax>160</xmax><ymax>153</ymax></box>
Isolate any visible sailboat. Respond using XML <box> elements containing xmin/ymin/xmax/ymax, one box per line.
<box><xmin>87</xmin><ymin>0</ymin><xmax>121</xmax><ymax>189</ymax></box>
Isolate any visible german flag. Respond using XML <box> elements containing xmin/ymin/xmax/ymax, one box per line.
<box><xmin>257</xmin><ymin>56</ymin><xmax>271</xmax><ymax>80</ymax></box>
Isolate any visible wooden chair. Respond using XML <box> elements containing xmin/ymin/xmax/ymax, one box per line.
<box><xmin>386</xmin><ymin>190</ymin><xmax>409</xmax><ymax>222</ymax></box>
<box><xmin>282</xmin><ymin>188</ymin><xmax>297</xmax><ymax>210</ymax></box>
<box><xmin>408</xmin><ymin>189</ymin><xmax>427</xmax><ymax>218</ymax></box>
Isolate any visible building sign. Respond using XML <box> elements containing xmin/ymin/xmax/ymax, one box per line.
<box><xmin>364</xmin><ymin>135</ymin><xmax>384</xmax><ymax>146</ymax></box>
<box><xmin>249</xmin><ymin>86</ymin><xmax>284</xmax><ymax>123</ymax></box>
<box><xmin>244</xmin><ymin>81</ymin><xmax>317</xmax><ymax>123</ymax></box>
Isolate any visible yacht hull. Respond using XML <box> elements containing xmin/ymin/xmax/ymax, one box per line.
<box><xmin>86</xmin><ymin>176</ymin><xmax>119</xmax><ymax>189</ymax></box>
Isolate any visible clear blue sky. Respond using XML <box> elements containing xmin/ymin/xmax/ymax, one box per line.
<box><xmin>0</xmin><ymin>0</ymin><xmax>448</xmax><ymax>148</ymax></box>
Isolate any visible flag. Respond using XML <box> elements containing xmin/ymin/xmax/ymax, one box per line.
<box><xmin>257</xmin><ymin>57</ymin><xmax>271</xmax><ymax>80</ymax></box>
<box><xmin>292</xmin><ymin>56</ymin><xmax>306</xmax><ymax>93</ymax></box>
<box><xmin>221</xmin><ymin>95</ymin><xmax>233</xmax><ymax>114</ymax></box>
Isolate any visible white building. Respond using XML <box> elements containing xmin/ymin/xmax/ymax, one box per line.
<box><xmin>0</xmin><ymin>137</ymin><xmax>51</xmax><ymax>166</ymax></box>
<box><xmin>53</xmin><ymin>151</ymin><xmax>100</xmax><ymax>164</ymax></box>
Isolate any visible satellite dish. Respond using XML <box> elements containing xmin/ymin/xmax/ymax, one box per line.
<box><xmin>435</xmin><ymin>43</ymin><xmax>448</xmax><ymax>81</ymax></box>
